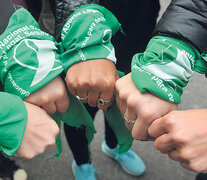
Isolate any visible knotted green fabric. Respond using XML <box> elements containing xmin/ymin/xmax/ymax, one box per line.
<box><xmin>0</xmin><ymin>7</ymin><xmax>132</xmax><ymax>156</ymax></box>
<box><xmin>131</xmin><ymin>36</ymin><xmax>204</xmax><ymax>103</ymax></box>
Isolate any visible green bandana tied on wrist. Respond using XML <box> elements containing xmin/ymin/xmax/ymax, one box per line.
<box><xmin>60</xmin><ymin>4</ymin><xmax>122</xmax><ymax>69</ymax></box>
<box><xmin>0</xmin><ymin>6</ymin><xmax>132</xmax><ymax>156</ymax></box>
<box><xmin>0</xmin><ymin>8</ymin><xmax>63</xmax><ymax>99</ymax></box>
<box><xmin>131</xmin><ymin>36</ymin><xmax>203</xmax><ymax>103</ymax></box>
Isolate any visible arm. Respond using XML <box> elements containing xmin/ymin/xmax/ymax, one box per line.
<box><xmin>0</xmin><ymin>92</ymin><xmax>59</xmax><ymax>158</ymax></box>
<box><xmin>116</xmin><ymin>1</ymin><xmax>207</xmax><ymax>140</ymax></box>
<box><xmin>0</xmin><ymin>8</ymin><xmax>69</xmax><ymax>114</ymax></box>
<box><xmin>59</xmin><ymin>4</ymin><xmax>121</xmax><ymax>110</ymax></box>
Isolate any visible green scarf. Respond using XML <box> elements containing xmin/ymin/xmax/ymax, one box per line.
<box><xmin>131</xmin><ymin>35</ymin><xmax>206</xmax><ymax>103</ymax></box>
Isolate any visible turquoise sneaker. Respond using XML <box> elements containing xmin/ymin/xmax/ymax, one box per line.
<box><xmin>72</xmin><ymin>160</ymin><xmax>96</xmax><ymax>180</ymax></box>
<box><xmin>101</xmin><ymin>141</ymin><xmax>146</xmax><ymax>176</ymax></box>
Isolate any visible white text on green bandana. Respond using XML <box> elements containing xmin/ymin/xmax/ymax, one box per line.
<box><xmin>131</xmin><ymin>36</ymin><xmax>201</xmax><ymax>103</ymax></box>
<box><xmin>0</xmin><ymin>8</ymin><xmax>63</xmax><ymax>99</ymax></box>
<box><xmin>60</xmin><ymin>4</ymin><xmax>122</xmax><ymax>70</ymax></box>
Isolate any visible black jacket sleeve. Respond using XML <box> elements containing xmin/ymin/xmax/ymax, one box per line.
<box><xmin>154</xmin><ymin>0</ymin><xmax>207</xmax><ymax>53</ymax></box>
<box><xmin>0</xmin><ymin>0</ymin><xmax>15</xmax><ymax>35</ymax></box>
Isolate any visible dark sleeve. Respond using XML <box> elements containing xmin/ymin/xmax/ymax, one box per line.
<box><xmin>25</xmin><ymin>0</ymin><xmax>42</xmax><ymax>21</ymax></box>
<box><xmin>0</xmin><ymin>0</ymin><xmax>15</xmax><ymax>35</ymax></box>
<box><xmin>154</xmin><ymin>0</ymin><xmax>207</xmax><ymax>53</ymax></box>
<box><xmin>53</xmin><ymin>0</ymin><xmax>99</xmax><ymax>41</ymax></box>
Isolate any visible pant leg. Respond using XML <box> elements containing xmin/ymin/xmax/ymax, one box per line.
<box><xmin>196</xmin><ymin>173</ymin><xmax>207</xmax><ymax>180</ymax></box>
<box><xmin>85</xmin><ymin>105</ymin><xmax>118</xmax><ymax>149</ymax></box>
<box><xmin>64</xmin><ymin>124</ymin><xmax>90</xmax><ymax>165</ymax></box>
<box><xmin>63</xmin><ymin>104</ymin><xmax>98</xmax><ymax>165</ymax></box>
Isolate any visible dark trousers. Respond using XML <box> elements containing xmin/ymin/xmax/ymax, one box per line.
<box><xmin>64</xmin><ymin>104</ymin><xmax>118</xmax><ymax>165</ymax></box>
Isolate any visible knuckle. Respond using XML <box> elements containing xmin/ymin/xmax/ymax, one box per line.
<box><xmin>23</xmin><ymin>152</ymin><xmax>35</xmax><ymax>159</ymax></box>
<box><xmin>88</xmin><ymin>78</ymin><xmax>100</xmax><ymax>89</ymax></box>
<box><xmin>37</xmin><ymin>147</ymin><xmax>45</xmax><ymax>155</ymax></box>
<box><xmin>48</xmin><ymin>109</ymin><xmax>56</xmax><ymax>115</ymax></box>
<box><xmin>104</xmin><ymin>78</ymin><xmax>115</xmax><ymax>89</ymax></box>
<box><xmin>126</xmin><ymin>95</ymin><xmax>138</xmax><ymax>109</ymax></box>
<box><xmin>41</xmin><ymin>96</ymin><xmax>50</xmax><ymax>104</ymax></box>
<box><xmin>164</xmin><ymin>112</ymin><xmax>176</xmax><ymax>127</ymax></box>
<box><xmin>131</xmin><ymin>131</ymin><xmax>140</xmax><ymax>140</ymax></box>
<box><xmin>57</xmin><ymin>88</ymin><xmax>67</xmax><ymax>98</ymax></box>
<box><xmin>77</xmin><ymin>81</ymin><xmax>89</xmax><ymax>90</ymax></box>
<box><xmin>66</xmin><ymin>78</ymin><xmax>74</xmax><ymax>88</ymax></box>
<box><xmin>187</xmin><ymin>162</ymin><xmax>200</xmax><ymax>172</ymax></box>
<box><xmin>154</xmin><ymin>140</ymin><xmax>162</xmax><ymax>151</ymax></box>
<box><xmin>115</xmin><ymin>79</ymin><xmax>122</xmax><ymax>91</ymax></box>
<box><xmin>132</xmin><ymin>130</ymin><xmax>147</xmax><ymax>141</ymax></box>
<box><xmin>179</xmin><ymin>149</ymin><xmax>192</xmax><ymax>161</ymax></box>
<box><xmin>170</xmin><ymin>131</ymin><xmax>186</xmax><ymax>145</ymax></box>
<box><xmin>139</xmin><ymin>108</ymin><xmax>154</xmax><ymax>124</ymax></box>
<box><xmin>118</xmin><ymin>90</ymin><xmax>128</xmax><ymax>102</ymax></box>
<box><xmin>52</xmin><ymin>124</ymin><xmax>60</xmax><ymax>135</ymax></box>
<box><xmin>47</xmin><ymin>138</ymin><xmax>56</xmax><ymax>146</ymax></box>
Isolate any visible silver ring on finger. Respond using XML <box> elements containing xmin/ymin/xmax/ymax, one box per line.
<box><xmin>98</xmin><ymin>98</ymin><xmax>112</xmax><ymax>106</ymax></box>
<box><xmin>124</xmin><ymin>113</ymin><xmax>136</xmax><ymax>125</ymax></box>
<box><xmin>76</xmin><ymin>95</ymin><xmax>88</xmax><ymax>101</ymax></box>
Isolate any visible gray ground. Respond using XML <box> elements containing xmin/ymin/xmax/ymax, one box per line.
<box><xmin>11</xmin><ymin>1</ymin><xmax>207</xmax><ymax>180</ymax></box>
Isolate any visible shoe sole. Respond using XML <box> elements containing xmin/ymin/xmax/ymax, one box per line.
<box><xmin>101</xmin><ymin>143</ymin><xmax>144</xmax><ymax>176</ymax></box>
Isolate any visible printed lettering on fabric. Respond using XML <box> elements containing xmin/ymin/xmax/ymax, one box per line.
<box><xmin>60</xmin><ymin>4</ymin><xmax>122</xmax><ymax>70</ymax></box>
<box><xmin>61</xmin><ymin>9</ymin><xmax>105</xmax><ymax>39</ymax></box>
<box><xmin>131</xmin><ymin>36</ymin><xmax>199</xmax><ymax>103</ymax></box>
<box><xmin>61</xmin><ymin>7</ymin><xmax>110</xmax><ymax>62</ymax></box>
<box><xmin>0</xmin><ymin>8</ymin><xmax>63</xmax><ymax>99</ymax></box>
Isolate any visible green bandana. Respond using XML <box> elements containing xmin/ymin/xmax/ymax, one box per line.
<box><xmin>131</xmin><ymin>36</ymin><xmax>202</xmax><ymax>103</ymax></box>
<box><xmin>0</xmin><ymin>8</ymin><xmax>63</xmax><ymax>99</ymax></box>
<box><xmin>60</xmin><ymin>4</ymin><xmax>122</xmax><ymax>70</ymax></box>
